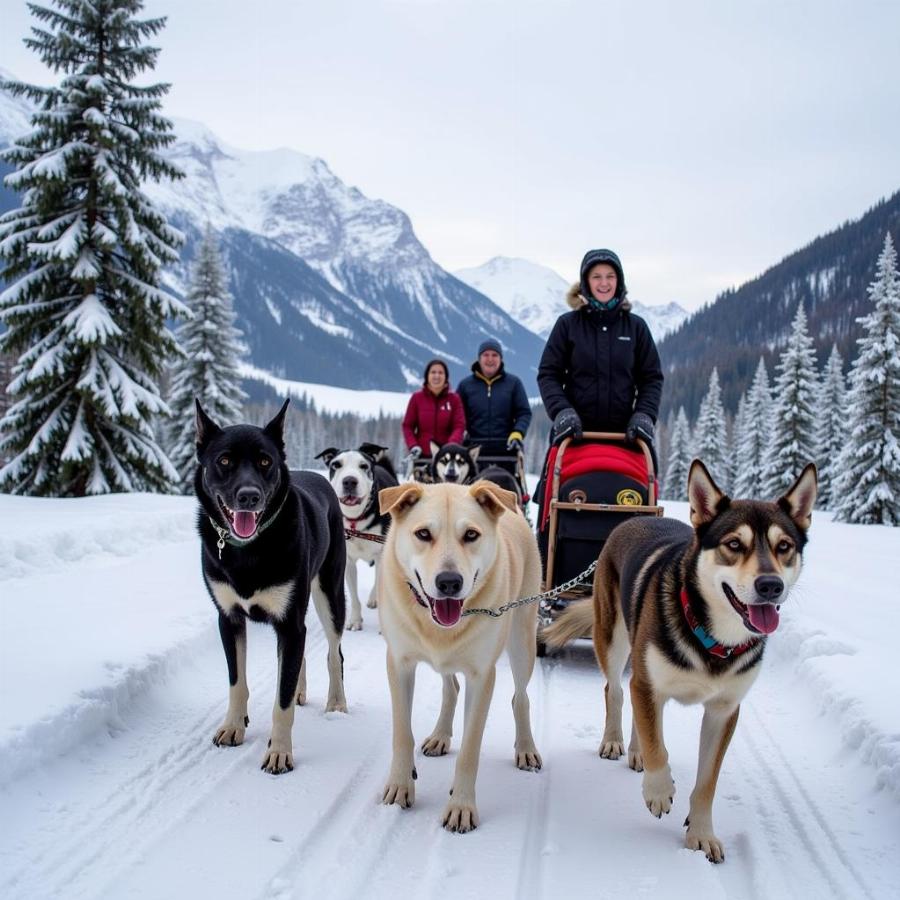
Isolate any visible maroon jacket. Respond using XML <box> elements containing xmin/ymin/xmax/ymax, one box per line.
<box><xmin>402</xmin><ymin>386</ymin><xmax>466</xmax><ymax>455</ymax></box>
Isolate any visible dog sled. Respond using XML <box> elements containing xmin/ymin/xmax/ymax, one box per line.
<box><xmin>537</xmin><ymin>432</ymin><xmax>663</xmax><ymax>656</ymax></box>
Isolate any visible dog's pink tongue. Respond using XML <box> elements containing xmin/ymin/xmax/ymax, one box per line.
<box><xmin>233</xmin><ymin>511</ymin><xmax>258</xmax><ymax>539</ymax></box>
<box><xmin>748</xmin><ymin>604</ymin><xmax>780</xmax><ymax>634</ymax></box>
<box><xmin>434</xmin><ymin>597</ymin><xmax>464</xmax><ymax>627</ymax></box>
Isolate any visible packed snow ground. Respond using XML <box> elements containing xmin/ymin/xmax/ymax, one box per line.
<box><xmin>1</xmin><ymin>491</ymin><xmax>899</xmax><ymax>899</ymax></box>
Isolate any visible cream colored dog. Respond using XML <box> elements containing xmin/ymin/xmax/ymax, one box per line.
<box><xmin>377</xmin><ymin>480</ymin><xmax>543</xmax><ymax>833</ymax></box>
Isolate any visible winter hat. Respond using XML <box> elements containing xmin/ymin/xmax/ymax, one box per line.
<box><xmin>579</xmin><ymin>249</ymin><xmax>627</xmax><ymax>304</ymax></box>
<box><xmin>478</xmin><ymin>338</ymin><xmax>503</xmax><ymax>358</ymax></box>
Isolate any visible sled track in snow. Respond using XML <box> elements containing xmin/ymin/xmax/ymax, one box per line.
<box><xmin>514</xmin><ymin>657</ymin><xmax>553</xmax><ymax>900</ymax></box>
<box><xmin>739</xmin><ymin>697</ymin><xmax>879</xmax><ymax>900</ymax></box>
<box><xmin>2</xmin><ymin>625</ymin><xmax>337</xmax><ymax>900</ymax></box>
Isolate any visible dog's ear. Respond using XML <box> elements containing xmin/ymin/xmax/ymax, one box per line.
<box><xmin>469</xmin><ymin>480</ymin><xmax>517</xmax><ymax>518</ymax></box>
<box><xmin>315</xmin><ymin>447</ymin><xmax>339</xmax><ymax>466</ymax></box>
<box><xmin>688</xmin><ymin>459</ymin><xmax>728</xmax><ymax>529</ymax></box>
<box><xmin>429</xmin><ymin>440</ymin><xmax>441</xmax><ymax>457</ymax></box>
<box><xmin>469</xmin><ymin>445</ymin><xmax>481</xmax><ymax>462</ymax></box>
<box><xmin>195</xmin><ymin>399</ymin><xmax>222</xmax><ymax>452</ymax></box>
<box><xmin>379</xmin><ymin>483</ymin><xmax>424</xmax><ymax>517</ymax></box>
<box><xmin>359</xmin><ymin>443</ymin><xmax>387</xmax><ymax>461</ymax></box>
<box><xmin>778</xmin><ymin>462</ymin><xmax>817</xmax><ymax>531</ymax></box>
<box><xmin>262</xmin><ymin>399</ymin><xmax>290</xmax><ymax>453</ymax></box>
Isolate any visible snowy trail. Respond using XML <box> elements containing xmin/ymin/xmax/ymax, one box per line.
<box><xmin>2</xmin><ymin>497</ymin><xmax>899</xmax><ymax>899</ymax></box>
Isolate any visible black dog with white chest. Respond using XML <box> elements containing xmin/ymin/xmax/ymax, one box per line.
<box><xmin>195</xmin><ymin>399</ymin><xmax>347</xmax><ymax>774</ymax></box>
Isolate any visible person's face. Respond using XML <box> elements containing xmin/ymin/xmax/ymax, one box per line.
<box><xmin>479</xmin><ymin>350</ymin><xmax>501</xmax><ymax>378</ymax></box>
<box><xmin>588</xmin><ymin>264</ymin><xmax>618</xmax><ymax>303</ymax></box>
<box><xmin>427</xmin><ymin>364</ymin><xmax>447</xmax><ymax>392</ymax></box>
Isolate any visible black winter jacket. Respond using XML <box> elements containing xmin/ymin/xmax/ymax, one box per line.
<box><xmin>537</xmin><ymin>284</ymin><xmax>664</xmax><ymax>432</ymax></box>
<box><xmin>457</xmin><ymin>364</ymin><xmax>532</xmax><ymax>452</ymax></box>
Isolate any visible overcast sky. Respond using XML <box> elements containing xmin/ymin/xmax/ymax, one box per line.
<box><xmin>2</xmin><ymin>0</ymin><xmax>898</xmax><ymax>310</ymax></box>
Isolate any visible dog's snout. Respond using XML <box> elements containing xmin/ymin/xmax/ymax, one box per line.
<box><xmin>342</xmin><ymin>476</ymin><xmax>358</xmax><ymax>492</ymax></box>
<box><xmin>435</xmin><ymin>571</ymin><xmax>463</xmax><ymax>597</ymax></box>
<box><xmin>754</xmin><ymin>575</ymin><xmax>784</xmax><ymax>601</ymax></box>
<box><xmin>235</xmin><ymin>486</ymin><xmax>261</xmax><ymax>509</ymax></box>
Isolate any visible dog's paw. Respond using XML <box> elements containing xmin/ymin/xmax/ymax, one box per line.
<box><xmin>295</xmin><ymin>688</ymin><xmax>307</xmax><ymax>706</ymax></box>
<box><xmin>325</xmin><ymin>697</ymin><xmax>348</xmax><ymax>714</ymax></box>
<box><xmin>628</xmin><ymin>748</ymin><xmax>644</xmax><ymax>771</ymax></box>
<box><xmin>347</xmin><ymin>618</ymin><xmax>363</xmax><ymax>632</ymax></box>
<box><xmin>382</xmin><ymin>776</ymin><xmax>415</xmax><ymax>808</ymax></box>
<box><xmin>599</xmin><ymin>739</ymin><xmax>625</xmax><ymax>760</ymax></box>
<box><xmin>515</xmin><ymin>747</ymin><xmax>542</xmax><ymax>771</ymax></box>
<box><xmin>421</xmin><ymin>733</ymin><xmax>451</xmax><ymax>756</ymax></box>
<box><xmin>442</xmin><ymin>798</ymin><xmax>479</xmax><ymax>833</ymax></box>
<box><xmin>685</xmin><ymin>826</ymin><xmax>725</xmax><ymax>863</ymax></box>
<box><xmin>366</xmin><ymin>596</ymin><xmax>378</xmax><ymax>609</ymax></box>
<box><xmin>212</xmin><ymin>716</ymin><xmax>247</xmax><ymax>747</ymax></box>
<box><xmin>642</xmin><ymin>767</ymin><xmax>675</xmax><ymax>818</ymax></box>
<box><xmin>261</xmin><ymin>745</ymin><xmax>294</xmax><ymax>775</ymax></box>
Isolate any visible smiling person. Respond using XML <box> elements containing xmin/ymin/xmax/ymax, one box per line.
<box><xmin>538</xmin><ymin>248</ymin><xmax>663</xmax><ymax>448</ymax></box>
<box><xmin>457</xmin><ymin>338</ymin><xmax>532</xmax><ymax>474</ymax></box>
<box><xmin>402</xmin><ymin>358</ymin><xmax>466</xmax><ymax>464</ymax></box>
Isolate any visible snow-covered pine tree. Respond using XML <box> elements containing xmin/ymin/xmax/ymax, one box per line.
<box><xmin>166</xmin><ymin>228</ymin><xmax>247</xmax><ymax>489</ymax></box>
<box><xmin>815</xmin><ymin>344</ymin><xmax>848</xmax><ymax>509</ymax></box>
<box><xmin>662</xmin><ymin>406</ymin><xmax>691</xmax><ymax>500</ymax></box>
<box><xmin>832</xmin><ymin>233</ymin><xmax>900</xmax><ymax>525</ymax></box>
<box><xmin>734</xmin><ymin>357</ymin><xmax>774</xmax><ymax>498</ymax></box>
<box><xmin>693</xmin><ymin>367</ymin><xmax>729</xmax><ymax>491</ymax></box>
<box><xmin>0</xmin><ymin>0</ymin><xmax>185</xmax><ymax>496</ymax></box>
<box><xmin>763</xmin><ymin>304</ymin><xmax>819</xmax><ymax>498</ymax></box>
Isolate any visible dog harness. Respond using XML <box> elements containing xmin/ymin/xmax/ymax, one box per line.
<box><xmin>208</xmin><ymin>490</ymin><xmax>290</xmax><ymax>560</ymax></box>
<box><xmin>679</xmin><ymin>589</ymin><xmax>758</xmax><ymax>659</ymax></box>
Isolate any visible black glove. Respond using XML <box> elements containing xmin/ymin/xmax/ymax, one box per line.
<box><xmin>552</xmin><ymin>408</ymin><xmax>582</xmax><ymax>445</ymax></box>
<box><xmin>626</xmin><ymin>412</ymin><xmax>655</xmax><ymax>445</ymax></box>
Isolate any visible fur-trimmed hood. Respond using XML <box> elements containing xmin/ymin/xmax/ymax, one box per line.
<box><xmin>566</xmin><ymin>282</ymin><xmax>632</xmax><ymax>312</ymax></box>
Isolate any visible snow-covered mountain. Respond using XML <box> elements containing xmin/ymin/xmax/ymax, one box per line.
<box><xmin>140</xmin><ymin>118</ymin><xmax>544</xmax><ymax>389</ymax></box>
<box><xmin>454</xmin><ymin>256</ymin><xmax>689</xmax><ymax>340</ymax></box>
<box><xmin>0</xmin><ymin>82</ymin><xmax>544</xmax><ymax>391</ymax></box>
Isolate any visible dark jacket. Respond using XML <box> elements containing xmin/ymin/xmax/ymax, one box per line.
<box><xmin>457</xmin><ymin>364</ymin><xmax>532</xmax><ymax>453</ymax></box>
<box><xmin>402</xmin><ymin>386</ymin><xmax>466</xmax><ymax>455</ymax></box>
<box><xmin>537</xmin><ymin>284</ymin><xmax>663</xmax><ymax>432</ymax></box>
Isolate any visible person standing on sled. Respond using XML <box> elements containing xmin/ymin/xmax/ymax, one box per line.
<box><xmin>402</xmin><ymin>358</ymin><xmax>466</xmax><ymax>476</ymax></box>
<box><xmin>535</xmin><ymin>248</ymin><xmax>664</xmax><ymax>542</ymax></box>
<box><xmin>457</xmin><ymin>337</ymin><xmax>532</xmax><ymax>479</ymax></box>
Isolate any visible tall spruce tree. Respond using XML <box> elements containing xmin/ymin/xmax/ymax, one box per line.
<box><xmin>693</xmin><ymin>367</ymin><xmax>729</xmax><ymax>490</ymax></box>
<box><xmin>167</xmin><ymin>228</ymin><xmax>247</xmax><ymax>490</ymax></box>
<box><xmin>734</xmin><ymin>357</ymin><xmax>774</xmax><ymax>498</ymax></box>
<box><xmin>833</xmin><ymin>233</ymin><xmax>900</xmax><ymax>525</ymax></box>
<box><xmin>662</xmin><ymin>406</ymin><xmax>691</xmax><ymax>500</ymax></box>
<box><xmin>0</xmin><ymin>0</ymin><xmax>184</xmax><ymax>496</ymax></box>
<box><xmin>815</xmin><ymin>344</ymin><xmax>849</xmax><ymax>510</ymax></box>
<box><xmin>763</xmin><ymin>304</ymin><xmax>819</xmax><ymax>497</ymax></box>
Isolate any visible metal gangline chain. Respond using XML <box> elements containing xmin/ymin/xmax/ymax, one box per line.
<box><xmin>461</xmin><ymin>559</ymin><xmax>598</xmax><ymax>618</ymax></box>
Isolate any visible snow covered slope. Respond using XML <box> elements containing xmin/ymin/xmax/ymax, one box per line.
<box><xmin>1</xmin><ymin>493</ymin><xmax>898</xmax><ymax>899</ymax></box>
<box><xmin>0</xmin><ymin>84</ymin><xmax>545</xmax><ymax>390</ymax></box>
<box><xmin>455</xmin><ymin>256</ymin><xmax>689</xmax><ymax>340</ymax></box>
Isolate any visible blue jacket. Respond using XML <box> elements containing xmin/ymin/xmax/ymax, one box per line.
<box><xmin>457</xmin><ymin>364</ymin><xmax>532</xmax><ymax>453</ymax></box>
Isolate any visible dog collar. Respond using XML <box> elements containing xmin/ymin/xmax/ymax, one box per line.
<box><xmin>679</xmin><ymin>589</ymin><xmax>758</xmax><ymax>659</ymax></box>
<box><xmin>208</xmin><ymin>490</ymin><xmax>290</xmax><ymax>560</ymax></box>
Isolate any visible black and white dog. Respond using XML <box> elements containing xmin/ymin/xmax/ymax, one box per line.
<box><xmin>431</xmin><ymin>440</ymin><xmax>524</xmax><ymax>508</ymax></box>
<box><xmin>316</xmin><ymin>443</ymin><xmax>398</xmax><ymax>630</ymax></box>
<box><xmin>429</xmin><ymin>441</ymin><xmax>479</xmax><ymax>485</ymax></box>
<box><xmin>195</xmin><ymin>399</ymin><xmax>347</xmax><ymax>775</ymax></box>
